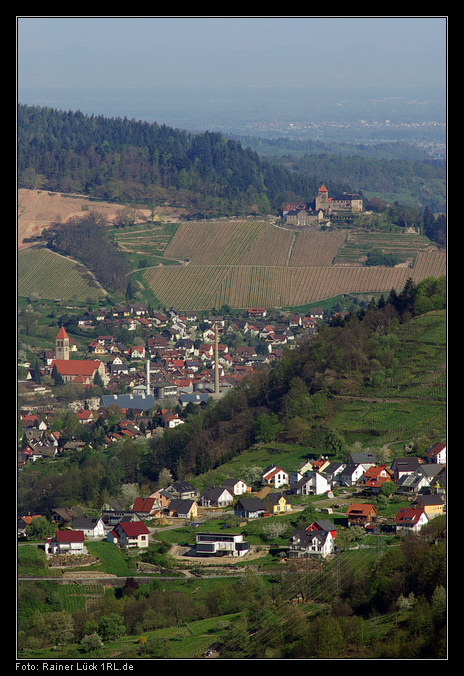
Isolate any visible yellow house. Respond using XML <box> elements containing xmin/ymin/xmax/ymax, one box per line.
<box><xmin>416</xmin><ymin>494</ymin><xmax>444</xmax><ymax>518</ymax></box>
<box><xmin>264</xmin><ymin>492</ymin><xmax>292</xmax><ymax>514</ymax></box>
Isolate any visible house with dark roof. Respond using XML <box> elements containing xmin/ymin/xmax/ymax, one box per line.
<box><xmin>100</xmin><ymin>393</ymin><xmax>156</xmax><ymax>412</ymax></box>
<box><xmin>165</xmin><ymin>481</ymin><xmax>197</xmax><ymax>500</ymax></box>
<box><xmin>391</xmin><ymin>457</ymin><xmax>423</xmax><ymax>482</ymax></box>
<box><xmin>263</xmin><ymin>492</ymin><xmax>292</xmax><ymax>514</ymax></box>
<box><xmin>70</xmin><ymin>516</ymin><xmax>105</xmax><ymax>539</ymax></box>
<box><xmin>415</xmin><ymin>494</ymin><xmax>444</xmax><ymax>519</ymax></box>
<box><xmin>221</xmin><ymin>478</ymin><xmax>249</xmax><ymax>496</ymax></box>
<box><xmin>287</xmin><ymin>527</ymin><xmax>335</xmax><ymax>558</ymax></box>
<box><xmin>234</xmin><ymin>497</ymin><xmax>266</xmax><ymax>519</ymax></box>
<box><xmin>199</xmin><ymin>487</ymin><xmax>234</xmax><ymax>509</ymax></box>
<box><xmin>165</xmin><ymin>498</ymin><xmax>198</xmax><ymax>519</ymax></box>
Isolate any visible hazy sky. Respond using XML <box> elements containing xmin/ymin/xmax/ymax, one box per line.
<box><xmin>17</xmin><ymin>16</ymin><xmax>447</xmax><ymax>91</ymax></box>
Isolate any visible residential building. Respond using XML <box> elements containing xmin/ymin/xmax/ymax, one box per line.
<box><xmin>132</xmin><ymin>497</ymin><xmax>162</xmax><ymax>518</ymax></box>
<box><xmin>291</xmin><ymin>470</ymin><xmax>331</xmax><ymax>496</ymax></box>
<box><xmin>262</xmin><ymin>465</ymin><xmax>289</xmax><ymax>489</ymax></box>
<box><xmin>195</xmin><ymin>532</ymin><xmax>250</xmax><ymax>557</ymax></box>
<box><xmin>199</xmin><ymin>487</ymin><xmax>234</xmax><ymax>509</ymax></box>
<box><xmin>234</xmin><ymin>497</ymin><xmax>265</xmax><ymax>519</ymax></box>
<box><xmin>395</xmin><ymin>508</ymin><xmax>428</xmax><ymax>534</ymax></box>
<box><xmin>415</xmin><ymin>494</ymin><xmax>444</xmax><ymax>519</ymax></box>
<box><xmin>221</xmin><ymin>478</ymin><xmax>250</xmax><ymax>496</ymax></box>
<box><xmin>70</xmin><ymin>516</ymin><xmax>105</xmax><ymax>539</ymax></box>
<box><xmin>263</xmin><ymin>492</ymin><xmax>292</xmax><ymax>514</ymax></box>
<box><xmin>165</xmin><ymin>498</ymin><xmax>198</xmax><ymax>519</ymax></box>
<box><xmin>426</xmin><ymin>442</ymin><xmax>446</xmax><ymax>465</ymax></box>
<box><xmin>346</xmin><ymin>503</ymin><xmax>378</xmax><ymax>527</ymax></box>
<box><xmin>287</xmin><ymin>528</ymin><xmax>334</xmax><ymax>558</ymax></box>
<box><xmin>45</xmin><ymin>530</ymin><xmax>86</xmax><ymax>555</ymax></box>
<box><xmin>108</xmin><ymin>521</ymin><xmax>150</xmax><ymax>548</ymax></box>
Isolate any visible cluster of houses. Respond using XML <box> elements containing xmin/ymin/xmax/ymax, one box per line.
<box><xmin>18</xmin><ymin>305</ymin><xmax>326</xmax><ymax>463</ymax></box>
<box><xmin>28</xmin><ymin>441</ymin><xmax>446</xmax><ymax>562</ymax></box>
<box><xmin>18</xmin><ymin>301</ymin><xmax>446</xmax><ymax>564</ymax></box>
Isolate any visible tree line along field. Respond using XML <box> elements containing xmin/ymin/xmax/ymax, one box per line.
<box><xmin>141</xmin><ymin>219</ymin><xmax>446</xmax><ymax>310</ymax></box>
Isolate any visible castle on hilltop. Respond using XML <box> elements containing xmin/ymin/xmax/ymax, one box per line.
<box><xmin>282</xmin><ymin>184</ymin><xmax>363</xmax><ymax>227</ymax></box>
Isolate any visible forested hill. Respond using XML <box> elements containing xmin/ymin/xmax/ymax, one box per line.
<box><xmin>18</xmin><ymin>104</ymin><xmax>339</xmax><ymax>217</ymax></box>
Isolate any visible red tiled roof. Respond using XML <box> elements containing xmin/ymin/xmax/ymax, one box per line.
<box><xmin>132</xmin><ymin>497</ymin><xmax>157</xmax><ymax>512</ymax></box>
<box><xmin>56</xmin><ymin>327</ymin><xmax>69</xmax><ymax>339</ymax></box>
<box><xmin>55</xmin><ymin>530</ymin><xmax>85</xmax><ymax>542</ymax></box>
<box><xmin>395</xmin><ymin>508</ymin><xmax>424</xmax><ymax>524</ymax></box>
<box><xmin>346</xmin><ymin>503</ymin><xmax>377</xmax><ymax>516</ymax></box>
<box><xmin>117</xmin><ymin>521</ymin><xmax>150</xmax><ymax>536</ymax></box>
<box><xmin>50</xmin><ymin>359</ymin><xmax>102</xmax><ymax>376</ymax></box>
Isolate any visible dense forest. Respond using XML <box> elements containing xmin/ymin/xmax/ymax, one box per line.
<box><xmin>18</xmin><ymin>104</ymin><xmax>330</xmax><ymax>217</ymax></box>
<box><xmin>233</xmin><ymin>134</ymin><xmax>446</xmax><ymax>213</ymax></box>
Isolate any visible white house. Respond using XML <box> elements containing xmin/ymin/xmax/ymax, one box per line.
<box><xmin>108</xmin><ymin>521</ymin><xmax>150</xmax><ymax>548</ymax></box>
<box><xmin>287</xmin><ymin>528</ymin><xmax>334</xmax><ymax>558</ymax></box>
<box><xmin>339</xmin><ymin>462</ymin><xmax>369</xmax><ymax>487</ymax></box>
<box><xmin>426</xmin><ymin>442</ymin><xmax>446</xmax><ymax>465</ymax></box>
<box><xmin>221</xmin><ymin>478</ymin><xmax>249</xmax><ymax>495</ymax></box>
<box><xmin>199</xmin><ymin>487</ymin><xmax>234</xmax><ymax>508</ymax></box>
<box><xmin>291</xmin><ymin>470</ymin><xmax>331</xmax><ymax>496</ymax></box>
<box><xmin>195</xmin><ymin>532</ymin><xmax>251</xmax><ymax>557</ymax></box>
<box><xmin>70</xmin><ymin>517</ymin><xmax>105</xmax><ymax>539</ymax></box>
<box><xmin>262</xmin><ymin>465</ymin><xmax>289</xmax><ymax>489</ymax></box>
<box><xmin>45</xmin><ymin>530</ymin><xmax>86</xmax><ymax>555</ymax></box>
<box><xmin>395</xmin><ymin>508</ymin><xmax>428</xmax><ymax>534</ymax></box>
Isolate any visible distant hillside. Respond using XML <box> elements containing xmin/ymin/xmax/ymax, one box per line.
<box><xmin>18</xmin><ymin>104</ymin><xmax>339</xmax><ymax>217</ymax></box>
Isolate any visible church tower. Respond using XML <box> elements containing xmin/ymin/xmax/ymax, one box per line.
<box><xmin>56</xmin><ymin>326</ymin><xmax>70</xmax><ymax>360</ymax></box>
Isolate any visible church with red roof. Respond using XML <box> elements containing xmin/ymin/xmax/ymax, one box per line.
<box><xmin>50</xmin><ymin>327</ymin><xmax>107</xmax><ymax>385</ymax></box>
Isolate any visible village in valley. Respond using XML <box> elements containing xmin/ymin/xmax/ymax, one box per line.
<box><xmin>17</xmin><ymin>298</ymin><xmax>446</xmax><ymax>566</ymax></box>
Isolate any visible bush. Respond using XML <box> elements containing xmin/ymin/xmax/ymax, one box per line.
<box><xmin>80</xmin><ymin>633</ymin><xmax>104</xmax><ymax>652</ymax></box>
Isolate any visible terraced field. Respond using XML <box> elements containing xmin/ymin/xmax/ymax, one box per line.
<box><xmin>17</xmin><ymin>218</ymin><xmax>446</xmax><ymax>308</ymax></box>
<box><xmin>142</xmin><ymin>220</ymin><xmax>446</xmax><ymax>310</ymax></box>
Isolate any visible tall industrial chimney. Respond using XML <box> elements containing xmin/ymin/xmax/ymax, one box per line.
<box><xmin>214</xmin><ymin>323</ymin><xmax>219</xmax><ymax>395</ymax></box>
<box><xmin>146</xmin><ymin>359</ymin><xmax>151</xmax><ymax>396</ymax></box>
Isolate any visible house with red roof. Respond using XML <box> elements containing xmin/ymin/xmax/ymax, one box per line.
<box><xmin>45</xmin><ymin>530</ymin><xmax>86</xmax><ymax>555</ymax></box>
<box><xmin>346</xmin><ymin>503</ymin><xmax>378</xmax><ymax>527</ymax></box>
<box><xmin>358</xmin><ymin>465</ymin><xmax>394</xmax><ymax>493</ymax></box>
<box><xmin>132</xmin><ymin>496</ymin><xmax>162</xmax><ymax>518</ymax></box>
<box><xmin>426</xmin><ymin>442</ymin><xmax>446</xmax><ymax>465</ymax></box>
<box><xmin>76</xmin><ymin>408</ymin><xmax>94</xmax><ymax>424</ymax></box>
<box><xmin>108</xmin><ymin>521</ymin><xmax>150</xmax><ymax>548</ymax></box>
<box><xmin>262</xmin><ymin>465</ymin><xmax>289</xmax><ymax>489</ymax></box>
<box><xmin>395</xmin><ymin>508</ymin><xmax>428</xmax><ymax>534</ymax></box>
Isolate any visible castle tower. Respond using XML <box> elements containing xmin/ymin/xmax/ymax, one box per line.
<box><xmin>55</xmin><ymin>326</ymin><xmax>70</xmax><ymax>360</ymax></box>
<box><xmin>315</xmin><ymin>184</ymin><xmax>329</xmax><ymax>212</ymax></box>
